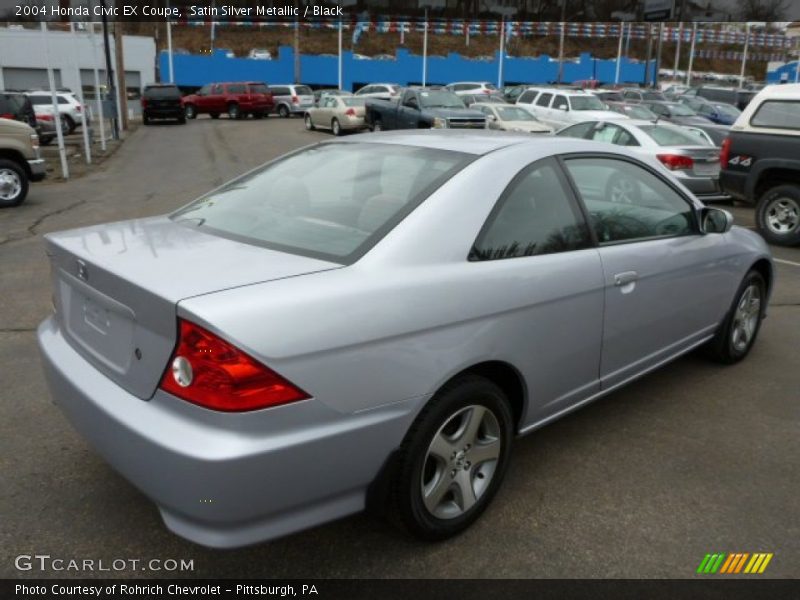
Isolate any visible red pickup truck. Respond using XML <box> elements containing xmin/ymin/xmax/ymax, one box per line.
<box><xmin>182</xmin><ymin>82</ymin><xmax>275</xmax><ymax>120</ymax></box>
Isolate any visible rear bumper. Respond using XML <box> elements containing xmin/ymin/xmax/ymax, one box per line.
<box><xmin>37</xmin><ymin>316</ymin><xmax>422</xmax><ymax>548</ymax></box>
<box><xmin>720</xmin><ymin>170</ymin><xmax>750</xmax><ymax>203</ymax></box>
<box><xmin>28</xmin><ymin>158</ymin><xmax>46</xmax><ymax>182</ymax></box>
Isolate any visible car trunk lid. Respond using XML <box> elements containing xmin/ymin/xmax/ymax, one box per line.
<box><xmin>45</xmin><ymin>216</ymin><xmax>341</xmax><ymax>400</ymax></box>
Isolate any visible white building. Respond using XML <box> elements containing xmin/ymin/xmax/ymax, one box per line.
<box><xmin>0</xmin><ymin>25</ymin><xmax>155</xmax><ymax>95</ymax></box>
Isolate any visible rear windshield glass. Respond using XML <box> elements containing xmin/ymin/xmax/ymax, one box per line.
<box><xmin>342</xmin><ymin>97</ymin><xmax>366</xmax><ymax>106</ymax></box>
<box><xmin>667</xmin><ymin>103</ymin><xmax>697</xmax><ymax>116</ymax></box>
<box><xmin>639</xmin><ymin>124</ymin><xmax>711</xmax><ymax>146</ymax></box>
<box><xmin>625</xmin><ymin>105</ymin><xmax>657</xmax><ymax>120</ymax></box>
<box><xmin>171</xmin><ymin>143</ymin><xmax>472</xmax><ymax>263</ymax></box>
<box><xmin>295</xmin><ymin>86</ymin><xmax>313</xmax><ymax>95</ymax></box>
<box><xmin>750</xmin><ymin>100</ymin><xmax>800</xmax><ymax>130</ymax></box>
<box><xmin>144</xmin><ymin>86</ymin><xmax>181</xmax><ymax>98</ymax></box>
<box><xmin>496</xmin><ymin>106</ymin><xmax>536</xmax><ymax>121</ymax></box>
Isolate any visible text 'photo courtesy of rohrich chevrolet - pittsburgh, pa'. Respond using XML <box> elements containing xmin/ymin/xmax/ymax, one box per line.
<box><xmin>1</xmin><ymin>0</ymin><xmax>799</xmax><ymax>598</ymax></box>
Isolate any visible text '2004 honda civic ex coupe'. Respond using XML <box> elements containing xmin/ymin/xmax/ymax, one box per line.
<box><xmin>38</xmin><ymin>131</ymin><xmax>773</xmax><ymax>548</ymax></box>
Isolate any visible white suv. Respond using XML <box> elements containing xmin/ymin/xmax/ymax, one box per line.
<box><xmin>444</xmin><ymin>82</ymin><xmax>498</xmax><ymax>96</ymax></box>
<box><xmin>354</xmin><ymin>83</ymin><xmax>402</xmax><ymax>100</ymax></box>
<box><xmin>517</xmin><ymin>88</ymin><xmax>625</xmax><ymax>129</ymax></box>
<box><xmin>26</xmin><ymin>91</ymin><xmax>86</xmax><ymax>134</ymax></box>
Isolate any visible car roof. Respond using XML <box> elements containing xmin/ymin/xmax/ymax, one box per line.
<box><xmin>339</xmin><ymin>130</ymin><xmax>595</xmax><ymax>156</ymax></box>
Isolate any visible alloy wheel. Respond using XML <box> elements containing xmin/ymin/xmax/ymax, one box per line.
<box><xmin>731</xmin><ymin>284</ymin><xmax>761</xmax><ymax>353</ymax></box>
<box><xmin>420</xmin><ymin>405</ymin><xmax>502</xmax><ymax>520</ymax></box>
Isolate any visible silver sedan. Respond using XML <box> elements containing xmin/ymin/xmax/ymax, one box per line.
<box><xmin>38</xmin><ymin>132</ymin><xmax>772</xmax><ymax>548</ymax></box>
<box><xmin>304</xmin><ymin>96</ymin><xmax>366</xmax><ymax>135</ymax></box>
<box><xmin>557</xmin><ymin>119</ymin><xmax>731</xmax><ymax>202</ymax></box>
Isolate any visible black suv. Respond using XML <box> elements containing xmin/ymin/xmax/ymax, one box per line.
<box><xmin>141</xmin><ymin>84</ymin><xmax>185</xmax><ymax>125</ymax></box>
<box><xmin>0</xmin><ymin>92</ymin><xmax>37</xmax><ymax>129</ymax></box>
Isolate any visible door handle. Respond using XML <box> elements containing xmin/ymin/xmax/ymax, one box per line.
<box><xmin>614</xmin><ymin>271</ymin><xmax>639</xmax><ymax>287</ymax></box>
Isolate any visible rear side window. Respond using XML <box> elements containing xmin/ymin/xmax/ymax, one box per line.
<box><xmin>144</xmin><ymin>86</ymin><xmax>180</xmax><ymax>98</ymax></box>
<box><xmin>271</xmin><ymin>86</ymin><xmax>289</xmax><ymax>96</ymax></box>
<box><xmin>536</xmin><ymin>93</ymin><xmax>553</xmax><ymax>107</ymax></box>
<box><xmin>295</xmin><ymin>86</ymin><xmax>313</xmax><ymax>95</ymax></box>
<box><xmin>249</xmin><ymin>84</ymin><xmax>269</xmax><ymax>94</ymax></box>
<box><xmin>227</xmin><ymin>84</ymin><xmax>246</xmax><ymax>94</ymax></box>
<box><xmin>470</xmin><ymin>159</ymin><xmax>591</xmax><ymax>261</ymax></box>
<box><xmin>518</xmin><ymin>90</ymin><xmax>537</xmax><ymax>103</ymax></box>
<box><xmin>565</xmin><ymin>157</ymin><xmax>696</xmax><ymax>243</ymax></box>
<box><xmin>750</xmin><ymin>100</ymin><xmax>800</xmax><ymax>130</ymax></box>
<box><xmin>171</xmin><ymin>143</ymin><xmax>472</xmax><ymax>263</ymax></box>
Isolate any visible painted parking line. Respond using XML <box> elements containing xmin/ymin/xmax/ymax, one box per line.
<box><xmin>774</xmin><ymin>258</ymin><xmax>800</xmax><ymax>268</ymax></box>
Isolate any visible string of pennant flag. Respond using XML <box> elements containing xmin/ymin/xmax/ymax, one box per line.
<box><xmin>176</xmin><ymin>19</ymin><xmax>795</xmax><ymax>49</ymax></box>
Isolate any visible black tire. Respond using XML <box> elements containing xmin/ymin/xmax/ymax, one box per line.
<box><xmin>184</xmin><ymin>104</ymin><xmax>197</xmax><ymax>119</ymax></box>
<box><xmin>177</xmin><ymin>115</ymin><xmax>186</xmax><ymax>125</ymax></box>
<box><xmin>0</xmin><ymin>159</ymin><xmax>29</xmax><ymax>208</ymax></box>
<box><xmin>252</xmin><ymin>112</ymin><xmax>264</xmax><ymax>120</ymax></box>
<box><xmin>389</xmin><ymin>374</ymin><xmax>513</xmax><ymax>541</ymax></box>
<box><xmin>605</xmin><ymin>171</ymin><xmax>641</xmax><ymax>205</ymax></box>
<box><xmin>755</xmin><ymin>185</ymin><xmax>800</xmax><ymax>247</ymax></box>
<box><xmin>370</xmin><ymin>117</ymin><xmax>382</xmax><ymax>132</ymax></box>
<box><xmin>209</xmin><ymin>112</ymin><xmax>220</xmax><ymax>119</ymax></box>
<box><xmin>278</xmin><ymin>104</ymin><xmax>290</xmax><ymax>118</ymax></box>
<box><xmin>304</xmin><ymin>114</ymin><xmax>315</xmax><ymax>130</ymax></box>
<box><xmin>227</xmin><ymin>103</ymin><xmax>240</xmax><ymax>120</ymax></box>
<box><xmin>63</xmin><ymin>115</ymin><xmax>76</xmax><ymax>134</ymax></box>
<box><xmin>142</xmin><ymin>113</ymin><xmax>150</xmax><ymax>125</ymax></box>
<box><xmin>331</xmin><ymin>118</ymin><xmax>342</xmax><ymax>136</ymax></box>
<box><xmin>704</xmin><ymin>270</ymin><xmax>766</xmax><ymax>364</ymax></box>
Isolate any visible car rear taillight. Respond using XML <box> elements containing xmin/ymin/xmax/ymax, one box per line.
<box><xmin>159</xmin><ymin>319</ymin><xmax>310</xmax><ymax>412</ymax></box>
<box><xmin>141</xmin><ymin>98</ymin><xmax>148</xmax><ymax>109</ymax></box>
<box><xmin>36</xmin><ymin>113</ymin><xmax>54</xmax><ymax>121</ymax></box>
<box><xmin>720</xmin><ymin>137</ymin><xmax>731</xmax><ymax>169</ymax></box>
<box><xmin>0</xmin><ymin>113</ymin><xmax>14</xmax><ymax>119</ymax></box>
<box><xmin>657</xmin><ymin>153</ymin><xmax>694</xmax><ymax>171</ymax></box>
<box><xmin>75</xmin><ymin>105</ymin><xmax>82</xmax><ymax>112</ymax></box>
<box><xmin>291</xmin><ymin>95</ymin><xmax>299</xmax><ymax>104</ymax></box>
<box><xmin>345</xmin><ymin>108</ymin><xmax>356</xmax><ymax>116</ymax></box>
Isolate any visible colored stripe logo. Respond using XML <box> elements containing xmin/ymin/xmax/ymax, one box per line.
<box><xmin>697</xmin><ymin>553</ymin><xmax>773</xmax><ymax>574</ymax></box>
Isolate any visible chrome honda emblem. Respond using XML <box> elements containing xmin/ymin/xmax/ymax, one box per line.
<box><xmin>76</xmin><ymin>259</ymin><xmax>88</xmax><ymax>282</ymax></box>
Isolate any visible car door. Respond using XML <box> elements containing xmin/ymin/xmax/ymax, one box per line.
<box><xmin>206</xmin><ymin>84</ymin><xmax>225</xmax><ymax>112</ymax></box>
<box><xmin>562</xmin><ymin>155</ymin><xmax>734</xmax><ymax>389</ymax></box>
<box><xmin>319</xmin><ymin>97</ymin><xmax>336</xmax><ymax>127</ymax></box>
<box><xmin>469</xmin><ymin>157</ymin><xmax>604</xmax><ymax>423</ymax></box>
<box><xmin>551</xmin><ymin>94</ymin><xmax>570</xmax><ymax>126</ymax></box>
<box><xmin>532</xmin><ymin>92</ymin><xmax>553</xmax><ymax>124</ymax></box>
<box><xmin>398</xmin><ymin>91</ymin><xmax>421</xmax><ymax>128</ymax></box>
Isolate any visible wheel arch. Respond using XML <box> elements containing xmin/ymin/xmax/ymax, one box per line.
<box><xmin>751</xmin><ymin>164</ymin><xmax>800</xmax><ymax>201</ymax></box>
<box><xmin>436</xmin><ymin>360</ymin><xmax>528</xmax><ymax>433</ymax></box>
<box><xmin>750</xmin><ymin>258</ymin><xmax>773</xmax><ymax>299</ymax></box>
<box><xmin>0</xmin><ymin>149</ymin><xmax>31</xmax><ymax>177</ymax></box>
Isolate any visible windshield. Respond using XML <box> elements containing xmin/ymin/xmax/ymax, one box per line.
<box><xmin>570</xmin><ymin>96</ymin><xmax>606</xmax><ymax>111</ymax></box>
<box><xmin>171</xmin><ymin>143</ymin><xmax>471</xmax><ymax>262</ymax></box>
<box><xmin>419</xmin><ymin>90</ymin><xmax>465</xmax><ymax>108</ymax></box>
<box><xmin>667</xmin><ymin>103</ymin><xmax>697</xmax><ymax>116</ymax></box>
<box><xmin>639</xmin><ymin>124</ymin><xmax>712</xmax><ymax>147</ymax></box>
<box><xmin>625</xmin><ymin>105</ymin><xmax>657</xmax><ymax>120</ymax></box>
<box><xmin>495</xmin><ymin>106</ymin><xmax>536</xmax><ymax>121</ymax></box>
<box><xmin>714</xmin><ymin>104</ymin><xmax>741</xmax><ymax>117</ymax></box>
<box><xmin>597</xmin><ymin>92</ymin><xmax>624</xmax><ymax>102</ymax></box>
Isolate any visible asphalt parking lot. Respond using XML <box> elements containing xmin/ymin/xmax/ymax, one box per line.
<box><xmin>0</xmin><ymin>117</ymin><xmax>798</xmax><ymax>579</ymax></box>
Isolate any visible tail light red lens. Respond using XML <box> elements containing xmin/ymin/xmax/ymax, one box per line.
<box><xmin>0</xmin><ymin>113</ymin><xmax>14</xmax><ymax>120</ymax></box>
<box><xmin>291</xmin><ymin>95</ymin><xmax>299</xmax><ymax>104</ymax></box>
<box><xmin>720</xmin><ymin>137</ymin><xmax>731</xmax><ymax>169</ymax></box>
<box><xmin>159</xmin><ymin>319</ymin><xmax>310</xmax><ymax>412</ymax></box>
<box><xmin>37</xmin><ymin>114</ymin><xmax>54</xmax><ymax>121</ymax></box>
<box><xmin>75</xmin><ymin>105</ymin><xmax>82</xmax><ymax>112</ymax></box>
<box><xmin>657</xmin><ymin>153</ymin><xmax>694</xmax><ymax>171</ymax></box>
<box><xmin>141</xmin><ymin>98</ymin><xmax>148</xmax><ymax>109</ymax></box>
<box><xmin>345</xmin><ymin>108</ymin><xmax>356</xmax><ymax>116</ymax></box>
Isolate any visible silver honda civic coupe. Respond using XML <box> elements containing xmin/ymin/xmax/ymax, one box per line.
<box><xmin>38</xmin><ymin>131</ymin><xmax>772</xmax><ymax>548</ymax></box>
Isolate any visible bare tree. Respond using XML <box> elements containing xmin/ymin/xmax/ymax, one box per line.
<box><xmin>737</xmin><ymin>0</ymin><xmax>789</xmax><ymax>20</ymax></box>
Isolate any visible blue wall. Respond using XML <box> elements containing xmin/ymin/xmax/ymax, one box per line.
<box><xmin>161</xmin><ymin>46</ymin><xmax>655</xmax><ymax>89</ymax></box>
<box><xmin>767</xmin><ymin>61</ymin><xmax>800</xmax><ymax>84</ymax></box>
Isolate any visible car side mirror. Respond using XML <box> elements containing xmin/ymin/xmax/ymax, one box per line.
<box><xmin>558</xmin><ymin>105</ymin><xmax>568</xmax><ymax>111</ymax></box>
<box><xmin>488</xmin><ymin>115</ymin><xmax>497</xmax><ymax>122</ymax></box>
<box><xmin>701</xmin><ymin>207</ymin><xmax>734</xmax><ymax>234</ymax></box>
